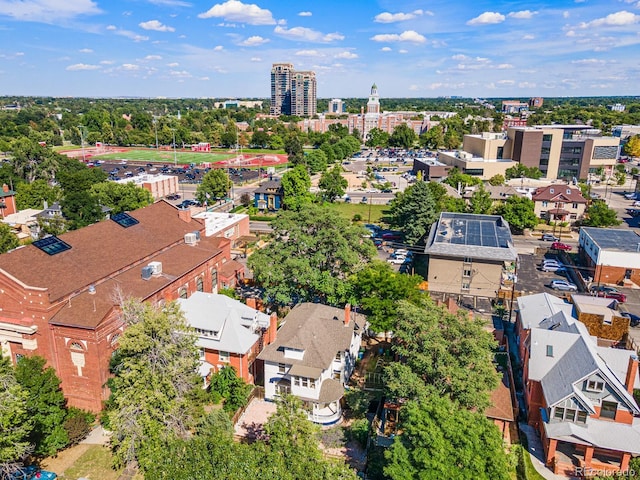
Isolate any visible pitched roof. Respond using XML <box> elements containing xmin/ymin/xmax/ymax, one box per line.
<box><xmin>517</xmin><ymin>292</ymin><xmax>573</xmax><ymax>330</ymax></box>
<box><xmin>485</xmin><ymin>371</ymin><xmax>515</xmax><ymax>422</ymax></box>
<box><xmin>254</xmin><ymin>180</ymin><xmax>283</xmax><ymax>195</ymax></box>
<box><xmin>258</xmin><ymin>303</ymin><xmax>363</xmax><ymax>371</ymax></box>
<box><xmin>532</xmin><ymin>185</ymin><xmax>587</xmax><ymax>203</ymax></box>
<box><xmin>545</xmin><ymin>418</ymin><xmax>640</xmax><ymax>455</ymax></box>
<box><xmin>0</xmin><ymin>200</ymin><xmax>205</xmax><ymax>302</ymax></box>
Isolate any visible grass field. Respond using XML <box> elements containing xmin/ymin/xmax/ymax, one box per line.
<box><xmin>57</xmin><ymin>445</ymin><xmax>122</xmax><ymax>480</ymax></box>
<box><xmin>325</xmin><ymin>202</ymin><xmax>390</xmax><ymax>224</ymax></box>
<box><xmin>94</xmin><ymin>149</ymin><xmax>236</xmax><ymax>165</ymax></box>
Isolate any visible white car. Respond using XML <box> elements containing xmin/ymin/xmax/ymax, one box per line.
<box><xmin>387</xmin><ymin>257</ymin><xmax>406</xmax><ymax>265</ymax></box>
<box><xmin>550</xmin><ymin>280</ymin><xmax>578</xmax><ymax>292</ymax></box>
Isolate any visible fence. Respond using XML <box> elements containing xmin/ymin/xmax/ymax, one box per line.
<box><xmin>231</xmin><ymin>386</ymin><xmax>264</xmax><ymax>426</ymax></box>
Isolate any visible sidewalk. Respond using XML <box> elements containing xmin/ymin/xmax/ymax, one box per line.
<box><xmin>80</xmin><ymin>425</ymin><xmax>111</xmax><ymax>445</ymax></box>
<box><xmin>519</xmin><ymin>423</ymin><xmax>577</xmax><ymax>480</ymax></box>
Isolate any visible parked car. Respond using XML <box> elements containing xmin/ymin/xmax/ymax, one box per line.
<box><xmin>360</xmin><ymin>196</ymin><xmax>368</xmax><ymax>204</ymax></box>
<box><xmin>597</xmin><ymin>291</ymin><xmax>627</xmax><ymax>303</ymax></box>
<box><xmin>590</xmin><ymin>285</ymin><xmax>620</xmax><ymax>295</ymax></box>
<box><xmin>621</xmin><ymin>312</ymin><xmax>640</xmax><ymax>327</ymax></box>
<box><xmin>381</xmin><ymin>232</ymin><xmax>403</xmax><ymax>241</ymax></box>
<box><xmin>551</xmin><ymin>242</ymin><xmax>572</xmax><ymax>251</ymax></box>
<box><xmin>550</xmin><ymin>279</ymin><xmax>578</xmax><ymax>292</ymax></box>
<box><xmin>541</xmin><ymin>233</ymin><xmax>559</xmax><ymax>241</ymax></box>
<box><xmin>12</xmin><ymin>466</ymin><xmax>57</xmax><ymax>479</ymax></box>
<box><xmin>387</xmin><ymin>257</ymin><xmax>406</xmax><ymax>265</ymax></box>
<box><xmin>166</xmin><ymin>194</ymin><xmax>181</xmax><ymax>200</ymax></box>
<box><xmin>541</xmin><ymin>262</ymin><xmax>566</xmax><ymax>273</ymax></box>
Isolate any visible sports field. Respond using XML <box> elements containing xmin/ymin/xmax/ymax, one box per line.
<box><xmin>93</xmin><ymin>149</ymin><xmax>236</xmax><ymax>165</ymax></box>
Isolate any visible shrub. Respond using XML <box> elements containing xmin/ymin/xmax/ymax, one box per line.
<box><xmin>64</xmin><ymin>407</ymin><xmax>95</xmax><ymax>446</ymax></box>
<box><xmin>353</xmin><ymin>213</ymin><xmax>362</xmax><ymax>222</ymax></box>
<box><xmin>348</xmin><ymin>418</ymin><xmax>370</xmax><ymax>447</ymax></box>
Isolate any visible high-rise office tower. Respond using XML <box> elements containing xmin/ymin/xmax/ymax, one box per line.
<box><xmin>270</xmin><ymin>63</ymin><xmax>316</xmax><ymax>117</ymax></box>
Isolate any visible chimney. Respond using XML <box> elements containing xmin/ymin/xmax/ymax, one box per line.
<box><xmin>344</xmin><ymin>303</ymin><xmax>351</xmax><ymax>326</ymax></box>
<box><xmin>625</xmin><ymin>354</ymin><xmax>638</xmax><ymax>394</ymax></box>
<box><xmin>246</xmin><ymin>297</ymin><xmax>257</xmax><ymax>310</ymax></box>
<box><xmin>269</xmin><ymin>312</ymin><xmax>278</xmax><ymax>344</ymax></box>
<box><xmin>2</xmin><ymin>184</ymin><xmax>8</xmax><ymax>193</ymax></box>
<box><xmin>178</xmin><ymin>206</ymin><xmax>191</xmax><ymax>223</ymax></box>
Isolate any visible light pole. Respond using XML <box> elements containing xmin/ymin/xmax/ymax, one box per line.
<box><xmin>153</xmin><ymin>118</ymin><xmax>159</xmax><ymax>150</ymax></box>
<box><xmin>172</xmin><ymin>129</ymin><xmax>177</xmax><ymax>166</ymax></box>
<box><xmin>77</xmin><ymin>126</ymin><xmax>86</xmax><ymax>163</ymax></box>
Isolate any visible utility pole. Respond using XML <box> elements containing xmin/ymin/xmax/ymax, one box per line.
<box><xmin>172</xmin><ymin>129</ymin><xmax>177</xmax><ymax>166</ymax></box>
<box><xmin>77</xmin><ymin>126</ymin><xmax>86</xmax><ymax>163</ymax></box>
<box><xmin>153</xmin><ymin>117</ymin><xmax>159</xmax><ymax>150</ymax></box>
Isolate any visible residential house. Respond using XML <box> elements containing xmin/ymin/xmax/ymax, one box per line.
<box><xmin>0</xmin><ymin>184</ymin><xmax>17</xmax><ymax>218</ymax></box>
<box><xmin>258</xmin><ymin>303</ymin><xmax>363</xmax><ymax>425</ymax></box>
<box><xmin>579</xmin><ymin>227</ymin><xmax>640</xmax><ymax>288</ymax></box>
<box><xmin>516</xmin><ymin>293</ymin><xmax>640</xmax><ymax>476</ymax></box>
<box><xmin>1</xmin><ymin>208</ymin><xmax>43</xmax><ymax>240</ymax></box>
<box><xmin>254</xmin><ymin>180</ymin><xmax>284</xmax><ymax>212</ymax></box>
<box><xmin>462</xmin><ymin>184</ymin><xmax>520</xmax><ymax>209</ymax></box>
<box><xmin>0</xmin><ymin>200</ymin><xmax>240</xmax><ymax>412</ymax></box>
<box><xmin>572</xmin><ymin>294</ymin><xmax>631</xmax><ymax>346</ymax></box>
<box><xmin>532</xmin><ymin>185</ymin><xmax>587</xmax><ymax>223</ymax></box>
<box><xmin>177</xmin><ymin>293</ymin><xmax>277</xmax><ymax>385</ymax></box>
<box><xmin>423</xmin><ymin>212</ymin><xmax>518</xmax><ymax>299</ymax></box>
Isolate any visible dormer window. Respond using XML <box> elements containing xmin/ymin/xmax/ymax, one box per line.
<box><xmin>566</xmin><ymin>189</ymin><xmax>571</xmax><ymax>195</ymax></box>
<box><xmin>546</xmin><ymin>345</ymin><xmax>553</xmax><ymax>357</ymax></box>
<box><xmin>587</xmin><ymin>380</ymin><xmax>604</xmax><ymax>392</ymax></box>
<box><xmin>550</xmin><ymin>188</ymin><xmax>554</xmax><ymax>194</ymax></box>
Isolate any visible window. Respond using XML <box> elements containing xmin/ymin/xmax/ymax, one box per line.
<box><xmin>309</xmin><ymin>378</ymin><xmax>315</xmax><ymax>388</ymax></box>
<box><xmin>550</xmin><ymin>188</ymin><xmax>554</xmax><ymax>194</ymax></box>
<box><xmin>587</xmin><ymin>380</ymin><xmax>604</xmax><ymax>392</ymax></box>
<box><xmin>572</xmin><ymin>202</ymin><xmax>578</xmax><ymax>209</ymax></box>
<box><xmin>463</xmin><ymin>269</ymin><xmax>472</xmax><ymax>277</ymax></box>
<box><xmin>278</xmin><ymin>363</ymin><xmax>286</xmax><ymax>374</ymax></box>
<box><xmin>70</xmin><ymin>342</ymin><xmax>84</xmax><ymax>351</ymax></box>
<box><xmin>179</xmin><ymin>287</ymin><xmax>188</xmax><ymax>299</ymax></box>
<box><xmin>199</xmin><ymin>348</ymin><xmax>205</xmax><ymax>360</ymax></box>
<box><xmin>546</xmin><ymin>345</ymin><xmax>553</xmax><ymax>357</ymax></box>
<box><xmin>543</xmin><ymin>134</ymin><xmax>552</xmax><ymax>142</ymax></box>
<box><xmin>565</xmin><ymin>408</ymin><xmax>576</xmax><ymax>422</ymax></box>
<box><xmin>302</xmin><ymin>377</ymin><xmax>308</xmax><ymax>388</ymax></box>
<box><xmin>554</xmin><ymin>407</ymin><xmax>565</xmax><ymax>419</ymax></box>
<box><xmin>335</xmin><ymin>352</ymin><xmax>341</xmax><ymax>361</ymax></box>
<box><xmin>219</xmin><ymin>351</ymin><xmax>230</xmax><ymax>362</ymax></box>
<box><xmin>293</xmin><ymin>376</ymin><xmax>300</xmax><ymax>386</ymax></box>
<box><xmin>600</xmin><ymin>400</ymin><xmax>617</xmax><ymax>420</ymax></box>
<box><xmin>541</xmin><ymin>147</ymin><xmax>550</xmax><ymax>155</ymax></box>
<box><xmin>462</xmin><ymin>282</ymin><xmax>470</xmax><ymax>290</ymax></box>
<box><xmin>542</xmin><ymin>201</ymin><xmax>548</xmax><ymax>207</ymax></box>
<box><xmin>15</xmin><ymin>353</ymin><xmax>24</xmax><ymax>362</ymax></box>
<box><xmin>577</xmin><ymin>411</ymin><xmax>587</xmax><ymax>423</ymax></box>
<box><xmin>211</xmin><ymin>268</ymin><xmax>218</xmax><ymax>291</ymax></box>
<box><xmin>496</xmin><ymin>146</ymin><xmax>504</xmax><ymax>159</ymax></box>
<box><xmin>464</xmin><ymin>257</ymin><xmax>472</xmax><ymax>263</ymax></box>
<box><xmin>196</xmin><ymin>276</ymin><xmax>204</xmax><ymax>292</ymax></box>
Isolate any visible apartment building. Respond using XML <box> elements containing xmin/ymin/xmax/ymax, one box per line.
<box><xmin>270</xmin><ymin>63</ymin><xmax>316</xmax><ymax>117</ymax></box>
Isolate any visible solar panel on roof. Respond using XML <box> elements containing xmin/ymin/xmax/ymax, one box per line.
<box><xmin>111</xmin><ymin>212</ymin><xmax>139</xmax><ymax>228</ymax></box>
<box><xmin>33</xmin><ymin>236</ymin><xmax>71</xmax><ymax>255</ymax></box>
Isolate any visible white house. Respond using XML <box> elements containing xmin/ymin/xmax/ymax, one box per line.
<box><xmin>257</xmin><ymin>303</ymin><xmax>363</xmax><ymax>425</ymax></box>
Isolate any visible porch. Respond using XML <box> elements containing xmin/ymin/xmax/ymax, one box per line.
<box><xmin>548</xmin><ymin>440</ymin><xmax>631</xmax><ymax>477</ymax></box>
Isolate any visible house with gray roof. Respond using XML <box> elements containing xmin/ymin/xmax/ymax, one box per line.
<box><xmin>423</xmin><ymin>212</ymin><xmax>517</xmax><ymax>299</ymax></box>
<box><xmin>516</xmin><ymin>292</ymin><xmax>640</xmax><ymax>476</ymax></box>
<box><xmin>579</xmin><ymin>227</ymin><xmax>640</xmax><ymax>288</ymax></box>
<box><xmin>177</xmin><ymin>292</ymin><xmax>277</xmax><ymax>385</ymax></box>
<box><xmin>257</xmin><ymin>303</ymin><xmax>363</xmax><ymax>425</ymax></box>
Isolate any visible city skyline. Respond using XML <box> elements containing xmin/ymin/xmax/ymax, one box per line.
<box><xmin>1</xmin><ymin>0</ymin><xmax>639</xmax><ymax>98</ymax></box>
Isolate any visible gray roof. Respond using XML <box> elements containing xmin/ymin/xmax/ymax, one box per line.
<box><xmin>581</xmin><ymin>227</ymin><xmax>640</xmax><ymax>253</ymax></box>
<box><xmin>517</xmin><ymin>292</ymin><xmax>573</xmax><ymax>330</ymax></box>
<box><xmin>258</xmin><ymin>303</ymin><xmax>362</xmax><ymax>371</ymax></box>
<box><xmin>424</xmin><ymin>212</ymin><xmax>517</xmax><ymax>262</ymax></box>
<box><xmin>177</xmin><ymin>292</ymin><xmax>270</xmax><ymax>355</ymax></box>
<box><xmin>254</xmin><ymin>180</ymin><xmax>282</xmax><ymax>195</ymax></box>
<box><xmin>545</xmin><ymin>418</ymin><xmax>640</xmax><ymax>455</ymax></box>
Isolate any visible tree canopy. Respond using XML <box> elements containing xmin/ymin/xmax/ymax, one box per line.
<box><xmin>90</xmin><ymin>182</ymin><xmax>153</xmax><ymax>215</ymax></box>
<box><xmin>389</xmin><ymin>124</ymin><xmax>417</xmax><ymax>149</ymax></box>
<box><xmin>281</xmin><ymin>165</ymin><xmax>313</xmax><ymax>211</ymax></box>
<box><xmin>196</xmin><ymin>169</ymin><xmax>232</xmax><ymax>204</ymax></box>
<box><xmin>582</xmin><ymin>200</ymin><xmax>622</xmax><ymax>227</ymax></box>
<box><xmin>467</xmin><ymin>185</ymin><xmax>494</xmax><ymax>214</ymax></box>
<box><xmin>248</xmin><ymin>205</ymin><xmax>375</xmax><ymax>305</ymax></box>
<box><xmin>496</xmin><ymin>195</ymin><xmax>538</xmax><ymax>234</ymax></box>
<box><xmin>388</xmin><ymin>181</ymin><xmax>438</xmax><ymax>245</ymax></box>
<box><xmin>623</xmin><ymin>135</ymin><xmax>640</xmax><ymax>158</ymax></box>
<box><xmin>318</xmin><ymin>164</ymin><xmax>348</xmax><ymax>202</ymax></box>
<box><xmin>0</xmin><ymin>223</ymin><xmax>19</xmax><ymax>254</ymax></box>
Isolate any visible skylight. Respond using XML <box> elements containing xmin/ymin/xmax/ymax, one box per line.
<box><xmin>111</xmin><ymin>212</ymin><xmax>139</xmax><ymax>228</ymax></box>
<box><xmin>32</xmin><ymin>236</ymin><xmax>72</xmax><ymax>255</ymax></box>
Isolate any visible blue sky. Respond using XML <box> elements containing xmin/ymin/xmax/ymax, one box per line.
<box><xmin>1</xmin><ymin>0</ymin><xmax>639</xmax><ymax>98</ymax></box>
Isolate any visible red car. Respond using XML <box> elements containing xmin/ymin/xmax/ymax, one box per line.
<box><xmin>598</xmin><ymin>291</ymin><xmax>627</xmax><ymax>303</ymax></box>
<box><xmin>551</xmin><ymin>242</ymin><xmax>572</xmax><ymax>251</ymax></box>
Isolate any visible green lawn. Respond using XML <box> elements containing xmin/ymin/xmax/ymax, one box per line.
<box><xmin>94</xmin><ymin>149</ymin><xmax>236</xmax><ymax>165</ymax></box>
<box><xmin>325</xmin><ymin>202</ymin><xmax>390</xmax><ymax>224</ymax></box>
<box><xmin>58</xmin><ymin>445</ymin><xmax>122</xmax><ymax>480</ymax></box>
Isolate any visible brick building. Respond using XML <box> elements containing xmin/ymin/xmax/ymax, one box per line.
<box><xmin>579</xmin><ymin>227</ymin><xmax>640</xmax><ymax>288</ymax></box>
<box><xmin>0</xmin><ymin>200</ymin><xmax>242</xmax><ymax>412</ymax></box>
<box><xmin>531</xmin><ymin>185</ymin><xmax>588</xmax><ymax>223</ymax></box>
<box><xmin>116</xmin><ymin>173</ymin><xmax>179</xmax><ymax>200</ymax></box>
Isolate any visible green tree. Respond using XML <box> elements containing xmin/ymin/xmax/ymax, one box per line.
<box><xmin>349</xmin><ymin>261</ymin><xmax>422</xmax><ymax>334</ymax></box>
<box><xmin>624</xmin><ymin>135</ymin><xmax>640</xmax><ymax>158</ymax></box>
<box><xmin>505</xmin><ymin>164</ymin><xmax>543</xmax><ymax>180</ymax></box>
<box><xmin>488</xmin><ymin>174</ymin><xmax>505</xmax><ymax>186</ymax></box>
<box><xmin>425</xmin><ymin>181</ymin><xmax>466</xmax><ymax>213</ymax></box>
<box><xmin>366</xmin><ymin>128</ymin><xmax>390</xmax><ymax>148</ymax></box>
<box><xmin>36</xmin><ymin>215</ymin><xmax>69</xmax><ymax>238</ymax></box>
<box><xmin>14</xmin><ymin>356</ymin><xmax>69</xmax><ymax>456</ymax></box>
<box><xmin>443</xmin><ymin>167</ymin><xmax>482</xmax><ymax>189</ymax></box>
<box><xmin>389</xmin><ymin>124</ymin><xmax>417</xmax><ymax>149</ymax></box>
<box><xmin>251</xmin><ymin>129</ymin><xmax>269</xmax><ymax>148</ymax></box>
<box><xmin>384</xmin><ymin>397</ymin><xmax>511</xmax><ymax>480</ymax></box>
<box><xmin>419</xmin><ymin>125</ymin><xmax>444</xmax><ymax>149</ymax></box>
<box><xmin>388</xmin><ymin>181</ymin><xmax>438</xmax><ymax>245</ymax></box>
<box><xmin>318</xmin><ymin>164</ymin><xmax>348</xmax><ymax>202</ymax></box>
<box><xmin>61</xmin><ymin>190</ymin><xmax>104</xmax><ymax>229</ymax></box>
<box><xmin>90</xmin><ymin>182</ymin><xmax>153</xmax><ymax>214</ymax></box>
<box><xmin>285</xmin><ymin>135</ymin><xmax>304</xmax><ymax>166</ymax></box>
<box><xmin>9</xmin><ymin>137</ymin><xmax>61</xmax><ymax>183</ymax></box>
<box><xmin>281</xmin><ymin>165</ymin><xmax>313</xmax><ymax>211</ymax></box>
<box><xmin>495</xmin><ymin>195</ymin><xmax>538</xmax><ymax>234</ymax></box>
<box><xmin>196</xmin><ymin>169</ymin><xmax>232</xmax><ymax>205</ymax></box>
<box><xmin>248</xmin><ymin>205</ymin><xmax>375</xmax><ymax>305</ymax></box>
<box><xmin>384</xmin><ymin>298</ymin><xmax>499</xmax><ymax>410</ymax></box>
<box><xmin>0</xmin><ymin>223</ymin><xmax>19</xmax><ymax>253</ymax></box>
<box><xmin>108</xmin><ymin>300</ymin><xmax>201</xmax><ymax>470</ymax></box>
<box><xmin>0</xmin><ymin>357</ymin><xmax>33</xmax><ymax>474</ymax></box>
<box><xmin>582</xmin><ymin>200</ymin><xmax>622</xmax><ymax>227</ymax></box>
<box><xmin>443</xmin><ymin>129</ymin><xmax>461</xmax><ymax>149</ymax></box>
<box><xmin>15</xmin><ymin>180</ymin><xmax>62</xmax><ymax>210</ymax></box>
<box><xmin>304</xmin><ymin>149</ymin><xmax>328</xmax><ymax>174</ymax></box>
<box><xmin>468</xmin><ymin>185</ymin><xmax>494</xmax><ymax>214</ymax></box>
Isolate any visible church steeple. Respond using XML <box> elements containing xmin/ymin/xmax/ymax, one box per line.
<box><xmin>367</xmin><ymin>83</ymin><xmax>380</xmax><ymax>114</ymax></box>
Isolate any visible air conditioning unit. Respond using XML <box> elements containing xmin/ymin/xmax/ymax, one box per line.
<box><xmin>185</xmin><ymin>233</ymin><xmax>198</xmax><ymax>245</ymax></box>
<box><xmin>191</xmin><ymin>230</ymin><xmax>201</xmax><ymax>240</ymax></box>
<box><xmin>148</xmin><ymin>261</ymin><xmax>162</xmax><ymax>275</ymax></box>
<box><xmin>141</xmin><ymin>266</ymin><xmax>153</xmax><ymax>280</ymax></box>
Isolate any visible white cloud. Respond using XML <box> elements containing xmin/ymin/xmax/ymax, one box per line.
<box><xmin>298</xmin><ymin>11</ymin><xmax>312</xmax><ymax>17</ymax></box>
<box><xmin>398</xmin><ymin>49</ymin><xmax>408</xmax><ymax>54</ymax></box>
<box><xmin>522</xmin><ymin>34</ymin><xmax>535</xmax><ymax>40</ymax></box>
<box><xmin>508</xmin><ymin>10</ymin><xmax>537</xmax><ymax>19</ymax></box>
<box><xmin>571</xmin><ymin>58</ymin><xmax>607</xmax><ymax>64</ymax></box>
<box><xmin>79</xmin><ymin>48</ymin><xmax>93</xmax><ymax>53</ymax></box>
<box><xmin>198</xmin><ymin>0</ymin><xmax>275</xmax><ymax>25</ymax></box>
<box><xmin>121</xmin><ymin>63</ymin><xmax>140</xmax><ymax>70</ymax></box>
<box><xmin>370</xmin><ymin>30</ymin><xmax>426</xmax><ymax>43</ymax></box>
<box><xmin>114</xmin><ymin>29</ymin><xmax>149</xmax><ymax>42</ymax></box>
<box><xmin>295</xmin><ymin>49</ymin><xmax>322</xmax><ymax>56</ymax></box>
<box><xmin>100</xmin><ymin>60</ymin><xmax>114</xmax><ymax>65</ymax></box>
<box><xmin>167</xmin><ymin>62</ymin><xmax>179</xmax><ymax>67</ymax></box>
<box><xmin>144</xmin><ymin>55</ymin><xmax>162</xmax><ymax>60</ymax></box>
<box><xmin>213</xmin><ymin>45</ymin><xmax>224</xmax><ymax>51</ymax></box>
<box><xmin>519</xmin><ymin>82</ymin><xmax>536</xmax><ymax>88</ymax></box>
<box><xmin>198</xmin><ymin>76</ymin><xmax>210</xmax><ymax>81</ymax></box>
<box><xmin>380</xmin><ymin>47</ymin><xmax>392</xmax><ymax>51</ymax></box>
<box><xmin>496</xmin><ymin>63</ymin><xmax>513</xmax><ymax>69</ymax></box>
<box><xmin>66</xmin><ymin>63</ymin><xmax>100</xmax><ymax>71</ymax></box>
<box><xmin>579</xmin><ymin>10</ymin><xmax>640</xmax><ymax>28</ymax></box>
<box><xmin>374</xmin><ymin>9</ymin><xmax>430</xmax><ymax>23</ymax></box>
<box><xmin>335</xmin><ymin>51</ymin><xmax>358</xmax><ymax>59</ymax></box>
<box><xmin>466</xmin><ymin>12</ymin><xmax>506</xmax><ymax>26</ymax></box>
<box><xmin>451</xmin><ymin>54</ymin><xmax>469</xmax><ymax>60</ymax></box>
<box><xmin>497</xmin><ymin>79</ymin><xmax>515</xmax><ymax>85</ymax></box>
<box><xmin>0</xmin><ymin>0</ymin><xmax>101</xmax><ymax>22</ymax></box>
<box><xmin>147</xmin><ymin>0</ymin><xmax>192</xmax><ymax>6</ymax></box>
<box><xmin>250</xmin><ymin>57</ymin><xmax>262</xmax><ymax>62</ymax></box>
<box><xmin>240</xmin><ymin>35</ymin><xmax>269</xmax><ymax>46</ymax></box>
<box><xmin>106</xmin><ymin>25</ymin><xmax>117</xmax><ymax>30</ymax></box>
<box><xmin>274</xmin><ymin>25</ymin><xmax>344</xmax><ymax>42</ymax></box>
<box><xmin>170</xmin><ymin>70</ymin><xmax>191</xmax><ymax>78</ymax></box>
<box><xmin>139</xmin><ymin>20</ymin><xmax>175</xmax><ymax>32</ymax></box>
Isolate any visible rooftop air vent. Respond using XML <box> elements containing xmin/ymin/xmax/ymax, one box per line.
<box><xmin>148</xmin><ymin>261</ymin><xmax>162</xmax><ymax>275</ymax></box>
<box><xmin>141</xmin><ymin>266</ymin><xmax>153</xmax><ymax>280</ymax></box>
<box><xmin>185</xmin><ymin>233</ymin><xmax>198</xmax><ymax>245</ymax></box>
